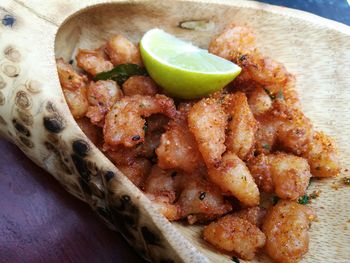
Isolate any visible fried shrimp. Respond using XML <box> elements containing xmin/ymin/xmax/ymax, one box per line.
<box><xmin>248</xmin><ymin>153</ymin><xmax>311</xmax><ymax>200</ymax></box>
<box><xmin>56</xmin><ymin>58</ymin><xmax>89</xmax><ymax>118</ymax></box>
<box><xmin>76</xmin><ymin>49</ymin><xmax>113</xmax><ymax>76</ymax></box>
<box><xmin>176</xmin><ymin>177</ymin><xmax>232</xmax><ymax>224</ymax></box>
<box><xmin>104</xmin><ymin>94</ymin><xmax>176</xmax><ymax>148</ymax></box>
<box><xmin>188</xmin><ymin>98</ymin><xmax>227</xmax><ymax>167</ymax></box>
<box><xmin>225</xmin><ymin>92</ymin><xmax>257</xmax><ymax>160</ymax></box>
<box><xmin>123</xmin><ymin>76</ymin><xmax>158</xmax><ymax>96</ymax></box>
<box><xmin>262</xmin><ymin>200</ymin><xmax>316</xmax><ymax>263</ymax></box>
<box><xmin>106</xmin><ymin>35</ymin><xmax>142</xmax><ymax>66</ymax></box>
<box><xmin>86</xmin><ymin>80</ymin><xmax>123</xmax><ymax>126</ymax></box>
<box><xmin>247</xmin><ymin>86</ymin><xmax>272</xmax><ymax>116</ymax></box>
<box><xmin>208</xmin><ymin>152</ymin><xmax>259</xmax><ymax>207</ymax></box>
<box><xmin>118</xmin><ymin>158</ymin><xmax>151</xmax><ymax>187</ymax></box>
<box><xmin>231</xmin><ymin>206</ymin><xmax>266</xmax><ymax>227</ymax></box>
<box><xmin>156</xmin><ymin>104</ymin><xmax>204</xmax><ymax>173</ymax></box>
<box><xmin>203</xmin><ymin>215</ymin><xmax>266</xmax><ymax>260</ymax></box>
<box><xmin>302</xmin><ymin>131</ymin><xmax>340</xmax><ymax>177</ymax></box>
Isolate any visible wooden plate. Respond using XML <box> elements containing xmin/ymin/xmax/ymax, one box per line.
<box><xmin>0</xmin><ymin>1</ymin><xmax>349</xmax><ymax>262</ymax></box>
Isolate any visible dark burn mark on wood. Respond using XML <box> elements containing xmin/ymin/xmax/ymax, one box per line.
<box><xmin>19</xmin><ymin>136</ymin><xmax>34</xmax><ymax>148</ymax></box>
<box><xmin>43</xmin><ymin>115</ymin><xmax>64</xmax><ymax>133</ymax></box>
<box><xmin>141</xmin><ymin>226</ymin><xmax>160</xmax><ymax>246</ymax></box>
<box><xmin>71</xmin><ymin>154</ymin><xmax>91</xmax><ymax>181</ymax></box>
<box><xmin>79</xmin><ymin>178</ymin><xmax>92</xmax><ymax>195</ymax></box>
<box><xmin>160</xmin><ymin>260</ymin><xmax>175</xmax><ymax>263</ymax></box>
<box><xmin>105</xmin><ymin>171</ymin><xmax>115</xmax><ymax>182</ymax></box>
<box><xmin>12</xmin><ymin>119</ymin><xmax>30</xmax><ymax>137</ymax></box>
<box><xmin>2</xmin><ymin>14</ymin><xmax>15</xmax><ymax>27</ymax></box>
<box><xmin>72</xmin><ymin>139</ymin><xmax>90</xmax><ymax>157</ymax></box>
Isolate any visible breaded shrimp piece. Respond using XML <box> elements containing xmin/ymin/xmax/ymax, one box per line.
<box><xmin>273</xmin><ymin>102</ymin><xmax>314</xmax><ymax>155</ymax></box>
<box><xmin>225</xmin><ymin>92</ymin><xmax>257</xmax><ymax>160</ymax></box>
<box><xmin>106</xmin><ymin>35</ymin><xmax>142</xmax><ymax>66</ymax></box>
<box><xmin>248</xmin><ymin>153</ymin><xmax>311</xmax><ymax>200</ymax></box>
<box><xmin>302</xmin><ymin>131</ymin><xmax>340</xmax><ymax>177</ymax></box>
<box><xmin>231</xmin><ymin>206</ymin><xmax>266</xmax><ymax>227</ymax></box>
<box><xmin>156</xmin><ymin>104</ymin><xmax>204</xmax><ymax>173</ymax></box>
<box><xmin>177</xmin><ymin>177</ymin><xmax>232</xmax><ymax>224</ymax></box>
<box><xmin>254</xmin><ymin>116</ymin><xmax>278</xmax><ymax>155</ymax></box>
<box><xmin>188</xmin><ymin>98</ymin><xmax>227</xmax><ymax>167</ymax></box>
<box><xmin>76</xmin><ymin>117</ymin><xmax>103</xmax><ymax>148</ymax></box>
<box><xmin>56</xmin><ymin>58</ymin><xmax>87</xmax><ymax>91</ymax></box>
<box><xmin>118</xmin><ymin>158</ymin><xmax>151</xmax><ymax>187</ymax></box>
<box><xmin>209</xmin><ymin>24</ymin><xmax>291</xmax><ymax>87</ymax></box>
<box><xmin>104</xmin><ymin>94</ymin><xmax>176</xmax><ymax>148</ymax></box>
<box><xmin>76</xmin><ymin>49</ymin><xmax>113</xmax><ymax>76</ymax></box>
<box><xmin>208</xmin><ymin>152</ymin><xmax>259</xmax><ymax>207</ymax></box>
<box><xmin>146</xmin><ymin>194</ymin><xmax>181</xmax><ymax>221</ymax></box>
<box><xmin>203</xmin><ymin>215</ymin><xmax>266</xmax><ymax>260</ymax></box>
<box><xmin>123</xmin><ymin>76</ymin><xmax>158</xmax><ymax>96</ymax></box>
<box><xmin>105</xmin><ymin>146</ymin><xmax>141</xmax><ymax>166</ymax></box>
<box><xmin>86</xmin><ymin>80</ymin><xmax>123</xmax><ymax>126</ymax></box>
<box><xmin>143</xmin><ymin>165</ymin><xmax>177</xmax><ymax>202</ymax></box>
<box><xmin>262</xmin><ymin>200</ymin><xmax>316</xmax><ymax>263</ymax></box>
<box><xmin>247</xmin><ymin>153</ymin><xmax>274</xmax><ymax>193</ymax></box>
<box><xmin>209</xmin><ymin>24</ymin><xmax>256</xmax><ymax>61</ymax></box>
<box><xmin>56</xmin><ymin>58</ymin><xmax>89</xmax><ymax>118</ymax></box>
<box><xmin>247</xmin><ymin>86</ymin><xmax>272</xmax><ymax>116</ymax></box>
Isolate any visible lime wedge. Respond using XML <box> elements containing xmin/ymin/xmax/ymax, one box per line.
<box><xmin>140</xmin><ymin>29</ymin><xmax>241</xmax><ymax>99</ymax></box>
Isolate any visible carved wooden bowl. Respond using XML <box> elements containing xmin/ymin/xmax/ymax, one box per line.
<box><xmin>0</xmin><ymin>0</ymin><xmax>349</xmax><ymax>262</ymax></box>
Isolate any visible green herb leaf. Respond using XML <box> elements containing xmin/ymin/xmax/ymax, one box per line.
<box><xmin>276</xmin><ymin>90</ymin><xmax>284</xmax><ymax>100</ymax></box>
<box><xmin>298</xmin><ymin>194</ymin><xmax>309</xmax><ymax>205</ymax></box>
<box><xmin>94</xmin><ymin>64</ymin><xmax>148</xmax><ymax>85</ymax></box>
<box><xmin>262</xmin><ymin>143</ymin><xmax>270</xmax><ymax>150</ymax></box>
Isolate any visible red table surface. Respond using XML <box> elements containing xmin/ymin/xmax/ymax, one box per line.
<box><xmin>0</xmin><ymin>139</ymin><xmax>143</xmax><ymax>263</ymax></box>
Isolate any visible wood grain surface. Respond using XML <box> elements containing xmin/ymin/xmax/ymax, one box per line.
<box><xmin>0</xmin><ymin>139</ymin><xmax>143</xmax><ymax>263</ymax></box>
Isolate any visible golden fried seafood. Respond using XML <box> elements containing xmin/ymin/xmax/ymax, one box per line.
<box><xmin>247</xmin><ymin>87</ymin><xmax>272</xmax><ymax>116</ymax></box>
<box><xmin>86</xmin><ymin>80</ymin><xmax>123</xmax><ymax>125</ymax></box>
<box><xmin>156</xmin><ymin>104</ymin><xmax>204</xmax><ymax>173</ymax></box>
<box><xmin>118</xmin><ymin>158</ymin><xmax>151</xmax><ymax>187</ymax></box>
<box><xmin>262</xmin><ymin>200</ymin><xmax>316</xmax><ymax>263</ymax></box>
<box><xmin>231</xmin><ymin>206</ymin><xmax>266</xmax><ymax>227</ymax></box>
<box><xmin>106</xmin><ymin>35</ymin><xmax>142</xmax><ymax>66</ymax></box>
<box><xmin>123</xmin><ymin>76</ymin><xmax>158</xmax><ymax>96</ymax></box>
<box><xmin>176</xmin><ymin>177</ymin><xmax>232</xmax><ymax>224</ymax></box>
<box><xmin>225</xmin><ymin>92</ymin><xmax>257</xmax><ymax>160</ymax></box>
<box><xmin>188</xmin><ymin>98</ymin><xmax>226</xmax><ymax>167</ymax></box>
<box><xmin>76</xmin><ymin>49</ymin><xmax>113</xmax><ymax>76</ymax></box>
<box><xmin>208</xmin><ymin>152</ymin><xmax>259</xmax><ymax>207</ymax></box>
<box><xmin>104</xmin><ymin>94</ymin><xmax>176</xmax><ymax>148</ymax></box>
<box><xmin>143</xmin><ymin>165</ymin><xmax>177</xmax><ymax>202</ymax></box>
<box><xmin>146</xmin><ymin>194</ymin><xmax>181</xmax><ymax>221</ymax></box>
<box><xmin>249</xmin><ymin>153</ymin><xmax>311</xmax><ymax>200</ymax></box>
<box><xmin>56</xmin><ymin>58</ymin><xmax>89</xmax><ymax>118</ymax></box>
<box><xmin>203</xmin><ymin>215</ymin><xmax>266</xmax><ymax>260</ymax></box>
<box><xmin>76</xmin><ymin>117</ymin><xmax>103</xmax><ymax>147</ymax></box>
<box><xmin>302</xmin><ymin>131</ymin><xmax>340</xmax><ymax>177</ymax></box>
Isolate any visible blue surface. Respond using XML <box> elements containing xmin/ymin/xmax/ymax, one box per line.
<box><xmin>260</xmin><ymin>0</ymin><xmax>350</xmax><ymax>26</ymax></box>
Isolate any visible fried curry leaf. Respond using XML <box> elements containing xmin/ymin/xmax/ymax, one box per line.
<box><xmin>94</xmin><ymin>64</ymin><xmax>148</xmax><ymax>85</ymax></box>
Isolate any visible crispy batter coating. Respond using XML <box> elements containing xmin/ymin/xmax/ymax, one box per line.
<box><xmin>177</xmin><ymin>177</ymin><xmax>232</xmax><ymax>224</ymax></box>
<box><xmin>56</xmin><ymin>58</ymin><xmax>89</xmax><ymax>118</ymax></box>
<box><xmin>123</xmin><ymin>76</ymin><xmax>158</xmax><ymax>96</ymax></box>
<box><xmin>143</xmin><ymin>165</ymin><xmax>177</xmax><ymax>202</ymax></box>
<box><xmin>188</xmin><ymin>98</ymin><xmax>227</xmax><ymax>167</ymax></box>
<box><xmin>104</xmin><ymin>94</ymin><xmax>176</xmax><ymax>148</ymax></box>
<box><xmin>156</xmin><ymin>104</ymin><xmax>204</xmax><ymax>173</ymax></box>
<box><xmin>86</xmin><ymin>80</ymin><xmax>123</xmax><ymax>126</ymax></box>
<box><xmin>262</xmin><ymin>200</ymin><xmax>316</xmax><ymax>263</ymax></box>
<box><xmin>118</xmin><ymin>158</ymin><xmax>151</xmax><ymax>187</ymax></box>
<box><xmin>303</xmin><ymin>131</ymin><xmax>340</xmax><ymax>177</ymax></box>
<box><xmin>225</xmin><ymin>92</ymin><xmax>257</xmax><ymax>160</ymax></box>
<box><xmin>106</xmin><ymin>35</ymin><xmax>142</xmax><ymax>66</ymax></box>
<box><xmin>231</xmin><ymin>206</ymin><xmax>266</xmax><ymax>227</ymax></box>
<box><xmin>208</xmin><ymin>152</ymin><xmax>259</xmax><ymax>207</ymax></box>
<box><xmin>203</xmin><ymin>215</ymin><xmax>266</xmax><ymax>260</ymax></box>
<box><xmin>146</xmin><ymin>194</ymin><xmax>181</xmax><ymax>221</ymax></box>
<box><xmin>247</xmin><ymin>86</ymin><xmax>272</xmax><ymax>116</ymax></box>
<box><xmin>76</xmin><ymin>49</ymin><xmax>113</xmax><ymax>76</ymax></box>
<box><xmin>249</xmin><ymin>153</ymin><xmax>311</xmax><ymax>200</ymax></box>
